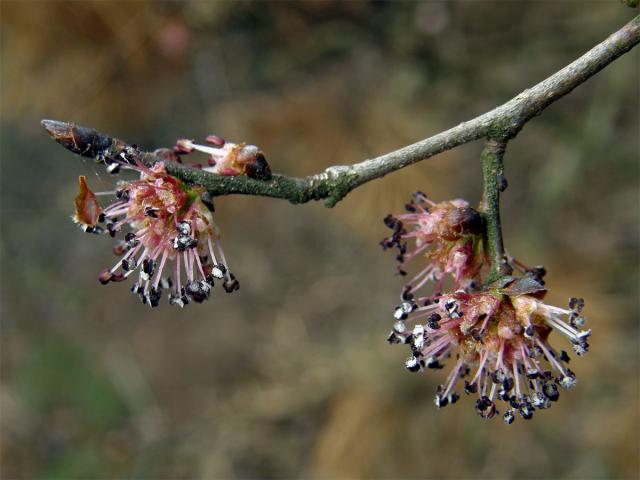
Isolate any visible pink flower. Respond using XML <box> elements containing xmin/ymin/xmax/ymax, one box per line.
<box><xmin>388</xmin><ymin>284</ymin><xmax>590</xmax><ymax>423</ymax></box>
<box><xmin>73</xmin><ymin>162</ymin><xmax>238</xmax><ymax>307</ymax></box>
<box><xmin>174</xmin><ymin>136</ymin><xmax>271</xmax><ymax>180</ymax></box>
<box><xmin>381</xmin><ymin>193</ymin><xmax>484</xmax><ymax>296</ymax></box>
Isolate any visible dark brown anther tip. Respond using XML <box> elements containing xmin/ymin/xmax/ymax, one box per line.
<box><xmin>441</xmin><ymin>206</ymin><xmax>483</xmax><ymax>240</ymax></box>
<box><xmin>98</xmin><ymin>268</ymin><xmax>112</xmax><ymax>285</ymax></box>
<box><xmin>244</xmin><ymin>151</ymin><xmax>272</xmax><ymax>181</ymax></box>
<box><xmin>41</xmin><ymin>119</ymin><xmax>113</xmax><ymax>159</ymax></box>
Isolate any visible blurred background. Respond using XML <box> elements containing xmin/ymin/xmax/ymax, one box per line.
<box><xmin>1</xmin><ymin>2</ymin><xmax>638</xmax><ymax>479</ymax></box>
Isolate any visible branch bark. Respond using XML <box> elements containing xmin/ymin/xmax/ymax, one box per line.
<box><xmin>43</xmin><ymin>15</ymin><xmax>639</xmax><ymax>208</ymax></box>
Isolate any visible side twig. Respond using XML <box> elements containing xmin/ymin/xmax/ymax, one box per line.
<box><xmin>43</xmin><ymin>15</ymin><xmax>639</xmax><ymax>208</ymax></box>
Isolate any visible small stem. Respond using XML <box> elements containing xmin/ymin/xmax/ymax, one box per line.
<box><xmin>480</xmin><ymin>139</ymin><xmax>512</xmax><ymax>282</ymax></box>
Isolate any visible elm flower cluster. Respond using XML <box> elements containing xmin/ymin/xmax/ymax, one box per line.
<box><xmin>383</xmin><ymin>193</ymin><xmax>591</xmax><ymax>423</ymax></box>
<box><xmin>381</xmin><ymin>192</ymin><xmax>485</xmax><ymax>296</ymax></box>
<box><xmin>388</xmin><ymin>288</ymin><xmax>590</xmax><ymax>423</ymax></box>
<box><xmin>73</xmin><ymin>161</ymin><xmax>238</xmax><ymax>307</ymax></box>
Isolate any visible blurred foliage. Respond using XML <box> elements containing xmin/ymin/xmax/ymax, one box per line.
<box><xmin>1</xmin><ymin>1</ymin><xmax>638</xmax><ymax>479</ymax></box>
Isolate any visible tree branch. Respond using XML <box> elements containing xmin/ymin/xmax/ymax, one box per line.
<box><xmin>43</xmin><ymin>15</ymin><xmax>640</xmax><ymax>208</ymax></box>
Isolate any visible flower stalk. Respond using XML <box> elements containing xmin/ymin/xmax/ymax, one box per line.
<box><xmin>479</xmin><ymin>139</ymin><xmax>512</xmax><ymax>283</ymax></box>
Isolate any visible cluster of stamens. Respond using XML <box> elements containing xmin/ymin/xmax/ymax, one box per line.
<box><xmin>388</xmin><ymin>290</ymin><xmax>590</xmax><ymax>423</ymax></box>
<box><xmin>382</xmin><ymin>193</ymin><xmax>591</xmax><ymax>423</ymax></box>
<box><xmin>73</xmin><ymin>159</ymin><xmax>239</xmax><ymax>308</ymax></box>
<box><xmin>381</xmin><ymin>192</ymin><xmax>484</xmax><ymax>294</ymax></box>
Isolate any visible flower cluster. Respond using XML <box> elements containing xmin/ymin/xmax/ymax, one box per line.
<box><xmin>381</xmin><ymin>192</ymin><xmax>485</xmax><ymax>295</ymax></box>
<box><xmin>388</xmin><ymin>288</ymin><xmax>590</xmax><ymax>423</ymax></box>
<box><xmin>383</xmin><ymin>193</ymin><xmax>591</xmax><ymax>423</ymax></box>
<box><xmin>73</xmin><ymin>161</ymin><xmax>238</xmax><ymax>307</ymax></box>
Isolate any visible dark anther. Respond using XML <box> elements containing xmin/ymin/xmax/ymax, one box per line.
<box><xmin>144</xmin><ymin>207</ymin><xmax>158</xmax><ymax>218</ymax></box>
<box><xmin>98</xmin><ymin>269</ymin><xmax>112</xmax><ymax>285</ymax></box>
<box><xmin>185</xmin><ymin>281</ymin><xmax>207</xmax><ymax>303</ymax></box>
<box><xmin>173</xmin><ymin>235</ymin><xmax>198</xmax><ymax>251</ymax></box>
<box><xmin>519</xmin><ymin>403</ymin><xmax>534</xmax><ymax>420</ymax></box>
<box><xmin>525</xmin><ymin>325</ymin><xmax>534</xmax><ymax>338</ymax></box>
<box><xmin>476</xmin><ymin>397</ymin><xmax>496</xmax><ymax>418</ymax></box>
<box><xmin>476</xmin><ymin>396</ymin><xmax>491</xmax><ymax>411</ymax></box>
<box><xmin>149</xmin><ymin>287</ymin><xmax>161</xmax><ymax>307</ymax></box>
<box><xmin>244</xmin><ymin>152</ymin><xmax>272</xmax><ymax>180</ymax></box>
<box><xmin>394</xmin><ymin>307</ymin><xmax>408</xmax><ymax>321</ymax></box>
<box><xmin>569</xmin><ymin>297</ymin><xmax>584</xmax><ymax>312</ymax></box>
<box><xmin>502</xmin><ymin>377</ymin><xmax>514</xmax><ymax>392</ymax></box>
<box><xmin>387</xmin><ymin>332</ymin><xmax>401</xmax><ymax>344</ymax></box>
<box><xmin>222</xmin><ymin>274</ymin><xmax>240</xmax><ymax>293</ymax></box>
<box><xmin>435</xmin><ymin>394</ymin><xmax>448</xmax><ymax>408</ymax></box>
<box><xmin>426</xmin><ymin>358</ymin><xmax>444</xmax><ymax>369</ymax></box>
<box><xmin>571</xmin><ymin>339</ymin><xmax>589</xmax><ymax>356</ymax></box>
<box><xmin>498</xmin><ymin>389</ymin><xmax>510</xmax><ymax>402</ymax></box>
<box><xmin>503</xmin><ymin>409</ymin><xmax>515</xmax><ymax>425</ymax></box>
<box><xmin>115</xmin><ymin>189</ymin><xmax>130</xmax><ymax>201</ymax></box>
<box><xmin>106</xmin><ymin>162</ymin><xmax>121</xmax><ymax>175</ymax></box>
<box><xmin>471</xmin><ymin>329</ymin><xmax>485</xmax><ymax>343</ymax></box>
<box><xmin>177</xmin><ymin>221</ymin><xmax>191</xmax><ymax>236</ymax></box>
<box><xmin>427</xmin><ymin>313</ymin><xmax>441</xmax><ymax>330</ymax></box>
<box><xmin>405</xmin><ymin>356</ymin><xmax>421</xmax><ymax>372</ymax></box>
<box><xmin>528</xmin><ymin>266</ymin><xmax>546</xmax><ymax>283</ymax></box>
<box><xmin>111</xmin><ymin>272</ymin><xmax>126</xmax><ymax>282</ymax></box>
<box><xmin>125</xmin><ymin>232</ymin><xmax>139</xmax><ymax>248</ymax></box>
<box><xmin>383</xmin><ymin>214</ymin><xmax>398</xmax><ymax>229</ymax></box>
<box><xmin>142</xmin><ymin>258</ymin><xmax>155</xmax><ymax>276</ymax></box>
<box><xmin>543</xmin><ymin>382</ymin><xmax>560</xmax><ymax>402</ymax></box>
<box><xmin>401</xmin><ymin>287</ymin><xmax>414</xmax><ymax>301</ymax></box>
<box><xmin>413</xmin><ymin>191</ymin><xmax>428</xmax><ymax>203</ymax></box>
<box><xmin>464</xmin><ymin>380</ymin><xmax>478</xmax><ymax>394</ymax></box>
